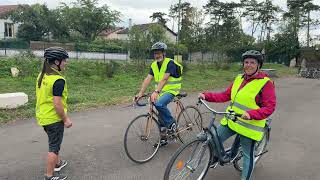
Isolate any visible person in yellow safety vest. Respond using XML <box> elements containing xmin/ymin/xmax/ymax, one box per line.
<box><xmin>36</xmin><ymin>47</ymin><xmax>72</xmax><ymax>180</ymax></box>
<box><xmin>135</xmin><ymin>42</ymin><xmax>183</xmax><ymax>147</ymax></box>
<box><xmin>199</xmin><ymin>50</ymin><xmax>276</xmax><ymax>180</ymax></box>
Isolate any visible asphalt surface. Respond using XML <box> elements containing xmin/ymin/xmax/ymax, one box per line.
<box><xmin>0</xmin><ymin>77</ymin><xmax>319</xmax><ymax>180</ymax></box>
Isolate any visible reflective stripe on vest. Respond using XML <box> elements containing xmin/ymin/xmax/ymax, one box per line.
<box><xmin>151</xmin><ymin>58</ymin><xmax>183</xmax><ymax>96</ymax></box>
<box><xmin>36</xmin><ymin>71</ymin><xmax>68</xmax><ymax>126</ymax></box>
<box><xmin>220</xmin><ymin>74</ymin><xmax>270</xmax><ymax>141</ymax></box>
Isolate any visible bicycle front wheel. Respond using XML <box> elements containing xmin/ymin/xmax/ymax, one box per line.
<box><xmin>177</xmin><ymin>105</ymin><xmax>203</xmax><ymax>144</ymax></box>
<box><xmin>164</xmin><ymin>139</ymin><xmax>211</xmax><ymax>180</ymax></box>
<box><xmin>124</xmin><ymin>114</ymin><xmax>161</xmax><ymax>163</ymax></box>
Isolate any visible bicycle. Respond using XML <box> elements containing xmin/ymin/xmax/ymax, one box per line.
<box><xmin>124</xmin><ymin>92</ymin><xmax>203</xmax><ymax>164</ymax></box>
<box><xmin>164</xmin><ymin>99</ymin><xmax>271</xmax><ymax>180</ymax></box>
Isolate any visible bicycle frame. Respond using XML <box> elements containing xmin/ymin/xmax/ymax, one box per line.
<box><xmin>142</xmin><ymin>94</ymin><xmax>186</xmax><ymax>138</ymax></box>
<box><xmin>197</xmin><ymin>99</ymin><xmax>272</xmax><ymax>166</ymax></box>
<box><xmin>196</xmin><ymin>99</ymin><xmax>244</xmax><ymax>165</ymax></box>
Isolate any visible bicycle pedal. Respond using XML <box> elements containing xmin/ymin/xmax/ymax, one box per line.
<box><xmin>256</xmin><ymin>150</ymin><xmax>268</xmax><ymax>157</ymax></box>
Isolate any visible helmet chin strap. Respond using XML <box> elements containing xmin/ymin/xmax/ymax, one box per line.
<box><xmin>54</xmin><ymin>61</ymin><xmax>62</xmax><ymax>71</ymax></box>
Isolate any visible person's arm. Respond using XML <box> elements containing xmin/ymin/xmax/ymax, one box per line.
<box><xmin>52</xmin><ymin>79</ymin><xmax>72</xmax><ymax>128</ymax></box>
<box><xmin>137</xmin><ymin>74</ymin><xmax>153</xmax><ymax>97</ymax></box>
<box><xmin>202</xmin><ymin>83</ymin><xmax>233</xmax><ymax>103</ymax></box>
<box><xmin>151</xmin><ymin>73</ymin><xmax>170</xmax><ymax>102</ymax></box>
<box><xmin>247</xmin><ymin>81</ymin><xmax>276</xmax><ymax>120</ymax></box>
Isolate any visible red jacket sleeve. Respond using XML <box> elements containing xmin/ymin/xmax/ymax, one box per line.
<box><xmin>203</xmin><ymin>83</ymin><xmax>233</xmax><ymax>103</ymax></box>
<box><xmin>247</xmin><ymin>81</ymin><xmax>276</xmax><ymax>120</ymax></box>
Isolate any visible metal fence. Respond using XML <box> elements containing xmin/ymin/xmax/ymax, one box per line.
<box><xmin>0</xmin><ymin>48</ymin><xmax>129</xmax><ymax>61</ymax></box>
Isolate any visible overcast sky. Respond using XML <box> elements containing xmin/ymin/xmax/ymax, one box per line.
<box><xmin>0</xmin><ymin>0</ymin><xmax>289</xmax><ymax>26</ymax></box>
<box><xmin>1</xmin><ymin>0</ymin><xmax>320</xmax><ymax>41</ymax></box>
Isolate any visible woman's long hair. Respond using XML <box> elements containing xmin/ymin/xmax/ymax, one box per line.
<box><xmin>37</xmin><ymin>60</ymin><xmax>58</xmax><ymax>88</ymax></box>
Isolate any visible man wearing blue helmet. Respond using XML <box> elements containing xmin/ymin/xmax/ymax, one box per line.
<box><xmin>135</xmin><ymin>42</ymin><xmax>183</xmax><ymax>146</ymax></box>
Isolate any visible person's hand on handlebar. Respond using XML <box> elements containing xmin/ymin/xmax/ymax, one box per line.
<box><xmin>198</xmin><ymin>93</ymin><xmax>205</xmax><ymax>100</ymax></box>
<box><xmin>241</xmin><ymin>112</ymin><xmax>251</xmax><ymax>120</ymax></box>
<box><xmin>133</xmin><ymin>92</ymin><xmax>143</xmax><ymax>103</ymax></box>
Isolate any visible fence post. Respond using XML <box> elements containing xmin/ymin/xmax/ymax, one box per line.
<box><xmin>4</xmin><ymin>37</ymin><xmax>7</xmax><ymax>56</ymax></box>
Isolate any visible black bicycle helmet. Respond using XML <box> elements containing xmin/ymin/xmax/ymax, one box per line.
<box><xmin>242</xmin><ymin>50</ymin><xmax>263</xmax><ymax>68</ymax></box>
<box><xmin>44</xmin><ymin>47</ymin><xmax>69</xmax><ymax>71</ymax></box>
<box><xmin>44</xmin><ymin>46</ymin><xmax>69</xmax><ymax>62</ymax></box>
<box><xmin>151</xmin><ymin>42</ymin><xmax>167</xmax><ymax>52</ymax></box>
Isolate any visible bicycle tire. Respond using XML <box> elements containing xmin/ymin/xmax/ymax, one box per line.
<box><xmin>164</xmin><ymin>138</ymin><xmax>211</xmax><ymax>180</ymax></box>
<box><xmin>177</xmin><ymin>105</ymin><xmax>203</xmax><ymax>144</ymax></box>
<box><xmin>233</xmin><ymin>130</ymin><xmax>269</xmax><ymax>172</ymax></box>
<box><xmin>124</xmin><ymin>114</ymin><xmax>161</xmax><ymax>163</ymax></box>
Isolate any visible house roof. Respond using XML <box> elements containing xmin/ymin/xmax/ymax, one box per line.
<box><xmin>99</xmin><ymin>27</ymin><xmax>125</xmax><ymax>36</ymax></box>
<box><xmin>103</xmin><ymin>22</ymin><xmax>177</xmax><ymax>36</ymax></box>
<box><xmin>0</xmin><ymin>5</ymin><xmax>19</xmax><ymax>17</ymax></box>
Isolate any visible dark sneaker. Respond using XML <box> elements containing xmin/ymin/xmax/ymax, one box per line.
<box><xmin>44</xmin><ymin>174</ymin><xmax>67</xmax><ymax>180</ymax></box>
<box><xmin>153</xmin><ymin>139</ymin><xmax>168</xmax><ymax>148</ymax></box>
<box><xmin>54</xmin><ymin>160</ymin><xmax>68</xmax><ymax>172</ymax></box>
<box><xmin>167</xmin><ymin>122</ymin><xmax>177</xmax><ymax>134</ymax></box>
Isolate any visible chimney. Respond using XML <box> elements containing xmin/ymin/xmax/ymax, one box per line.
<box><xmin>129</xmin><ymin>18</ymin><xmax>132</xmax><ymax>30</ymax></box>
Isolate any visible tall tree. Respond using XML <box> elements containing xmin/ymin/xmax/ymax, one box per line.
<box><xmin>302</xmin><ymin>1</ymin><xmax>320</xmax><ymax>46</ymax></box>
<box><xmin>59</xmin><ymin>0</ymin><xmax>120</xmax><ymax>41</ymax></box>
<box><xmin>150</xmin><ymin>12</ymin><xmax>168</xmax><ymax>25</ymax></box>
<box><xmin>170</xmin><ymin>2</ymin><xmax>193</xmax><ymax>43</ymax></box>
<box><xmin>204</xmin><ymin>0</ymin><xmax>250</xmax><ymax>54</ymax></box>
<box><xmin>169</xmin><ymin>2</ymin><xmax>206</xmax><ymax>52</ymax></box>
<box><xmin>241</xmin><ymin>0</ymin><xmax>264</xmax><ymax>37</ymax></box>
<box><xmin>8</xmin><ymin>4</ymin><xmax>53</xmax><ymax>41</ymax></box>
<box><xmin>259</xmin><ymin>0</ymin><xmax>281</xmax><ymax>42</ymax></box>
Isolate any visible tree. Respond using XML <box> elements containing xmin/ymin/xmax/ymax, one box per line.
<box><xmin>241</xmin><ymin>0</ymin><xmax>264</xmax><ymax>37</ymax></box>
<box><xmin>302</xmin><ymin>1</ymin><xmax>320</xmax><ymax>46</ymax></box>
<box><xmin>150</xmin><ymin>12</ymin><xmax>168</xmax><ymax>25</ymax></box>
<box><xmin>169</xmin><ymin>2</ymin><xmax>205</xmax><ymax>52</ymax></box>
<box><xmin>170</xmin><ymin>2</ymin><xmax>193</xmax><ymax>43</ymax></box>
<box><xmin>146</xmin><ymin>24</ymin><xmax>167</xmax><ymax>44</ymax></box>
<box><xmin>8</xmin><ymin>4</ymin><xmax>53</xmax><ymax>41</ymax></box>
<box><xmin>204</xmin><ymin>0</ymin><xmax>249</xmax><ymax>54</ymax></box>
<box><xmin>128</xmin><ymin>26</ymin><xmax>149</xmax><ymax>59</ymax></box>
<box><xmin>128</xmin><ymin>24</ymin><xmax>168</xmax><ymax>59</ymax></box>
<box><xmin>258</xmin><ymin>0</ymin><xmax>281</xmax><ymax>42</ymax></box>
<box><xmin>59</xmin><ymin>0</ymin><xmax>120</xmax><ymax>41</ymax></box>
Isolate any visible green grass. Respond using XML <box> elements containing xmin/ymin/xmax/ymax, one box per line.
<box><xmin>0</xmin><ymin>57</ymin><xmax>297</xmax><ymax>122</ymax></box>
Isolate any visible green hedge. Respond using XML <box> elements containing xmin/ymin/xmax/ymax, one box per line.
<box><xmin>0</xmin><ymin>39</ymin><xmax>29</xmax><ymax>49</ymax></box>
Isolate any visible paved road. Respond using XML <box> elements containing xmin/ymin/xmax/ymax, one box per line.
<box><xmin>0</xmin><ymin>77</ymin><xmax>319</xmax><ymax>180</ymax></box>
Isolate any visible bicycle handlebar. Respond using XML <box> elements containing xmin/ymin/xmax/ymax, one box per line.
<box><xmin>133</xmin><ymin>93</ymin><xmax>152</xmax><ymax>107</ymax></box>
<box><xmin>198</xmin><ymin>98</ymin><xmax>242</xmax><ymax>121</ymax></box>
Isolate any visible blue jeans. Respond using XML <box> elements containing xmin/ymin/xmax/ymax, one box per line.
<box><xmin>217</xmin><ymin>125</ymin><xmax>255</xmax><ymax>180</ymax></box>
<box><xmin>154</xmin><ymin>92</ymin><xmax>175</xmax><ymax>128</ymax></box>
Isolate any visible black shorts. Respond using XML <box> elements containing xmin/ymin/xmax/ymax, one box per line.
<box><xmin>43</xmin><ymin>121</ymin><xmax>64</xmax><ymax>155</ymax></box>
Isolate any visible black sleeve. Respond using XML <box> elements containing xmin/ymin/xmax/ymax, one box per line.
<box><xmin>165</xmin><ymin>61</ymin><xmax>181</xmax><ymax>78</ymax></box>
<box><xmin>53</xmin><ymin>79</ymin><xmax>65</xmax><ymax>97</ymax></box>
<box><xmin>148</xmin><ymin>67</ymin><xmax>154</xmax><ymax>76</ymax></box>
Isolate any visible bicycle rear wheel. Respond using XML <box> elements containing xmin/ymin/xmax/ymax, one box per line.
<box><xmin>164</xmin><ymin>139</ymin><xmax>211</xmax><ymax>180</ymax></box>
<box><xmin>124</xmin><ymin>114</ymin><xmax>161</xmax><ymax>163</ymax></box>
<box><xmin>177</xmin><ymin>105</ymin><xmax>203</xmax><ymax>144</ymax></box>
<box><xmin>233</xmin><ymin>130</ymin><xmax>269</xmax><ymax>172</ymax></box>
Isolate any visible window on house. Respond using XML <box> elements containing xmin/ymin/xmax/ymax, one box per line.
<box><xmin>4</xmin><ymin>23</ymin><xmax>14</xmax><ymax>38</ymax></box>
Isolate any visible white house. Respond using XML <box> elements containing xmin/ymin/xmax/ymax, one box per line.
<box><xmin>0</xmin><ymin>5</ymin><xmax>19</xmax><ymax>39</ymax></box>
<box><xmin>99</xmin><ymin>22</ymin><xmax>177</xmax><ymax>43</ymax></box>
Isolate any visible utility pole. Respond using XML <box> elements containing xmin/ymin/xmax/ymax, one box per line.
<box><xmin>307</xmin><ymin>10</ymin><xmax>310</xmax><ymax>47</ymax></box>
<box><xmin>176</xmin><ymin>0</ymin><xmax>181</xmax><ymax>44</ymax></box>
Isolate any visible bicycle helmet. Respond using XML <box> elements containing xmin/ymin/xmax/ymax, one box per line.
<box><xmin>44</xmin><ymin>46</ymin><xmax>69</xmax><ymax>62</ymax></box>
<box><xmin>242</xmin><ymin>50</ymin><xmax>263</xmax><ymax>68</ymax></box>
<box><xmin>151</xmin><ymin>42</ymin><xmax>167</xmax><ymax>52</ymax></box>
<box><xmin>44</xmin><ymin>47</ymin><xmax>69</xmax><ymax>71</ymax></box>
